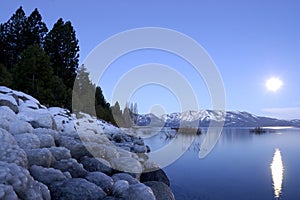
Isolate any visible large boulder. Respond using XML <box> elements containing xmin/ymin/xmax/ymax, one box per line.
<box><xmin>51</xmin><ymin>158</ymin><xmax>88</xmax><ymax>178</ymax></box>
<box><xmin>49</xmin><ymin>178</ymin><xmax>106</xmax><ymax>200</ymax></box>
<box><xmin>26</xmin><ymin>148</ymin><xmax>53</xmax><ymax>167</ymax></box>
<box><xmin>0</xmin><ymin>184</ymin><xmax>18</xmax><ymax>200</ymax></box>
<box><xmin>29</xmin><ymin>165</ymin><xmax>68</xmax><ymax>186</ymax></box>
<box><xmin>0</xmin><ymin>161</ymin><xmax>50</xmax><ymax>200</ymax></box>
<box><xmin>18</xmin><ymin>110</ymin><xmax>56</xmax><ymax>129</ymax></box>
<box><xmin>80</xmin><ymin>156</ymin><xmax>113</xmax><ymax>175</ymax></box>
<box><xmin>14</xmin><ymin>133</ymin><xmax>40</xmax><ymax>150</ymax></box>
<box><xmin>0</xmin><ymin>93</ymin><xmax>18</xmax><ymax>113</ymax></box>
<box><xmin>0</xmin><ymin>128</ymin><xmax>28</xmax><ymax>168</ymax></box>
<box><xmin>111</xmin><ymin>173</ymin><xmax>139</xmax><ymax>185</ymax></box>
<box><xmin>85</xmin><ymin>172</ymin><xmax>114</xmax><ymax>194</ymax></box>
<box><xmin>57</xmin><ymin>136</ymin><xmax>92</xmax><ymax>159</ymax></box>
<box><xmin>0</xmin><ymin>106</ymin><xmax>17</xmax><ymax>122</ymax></box>
<box><xmin>140</xmin><ymin>168</ymin><xmax>170</xmax><ymax>186</ymax></box>
<box><xmin>9</xmin><ymin>120</ymin><xmax>34</xmax><ymax>135</ymax></box>
<box><xmin>115</xmin><ymin>183</ymin><xmax>155</xmax><ymax>200</ymax></box>
<box><xmin>48</xmin><ymin>147</ymin><xmax>71</xmax><ymax>161</ymax></box>
<box><xmin>34</xmin><ymin>133</ymin><xmax>55</xmax><ymax>148</ymax></box>
<box><xmin>144</xmin><ymin>181</ymin><xmax>175</xmax><ymax>200</ymax></box>
<box><xmin>33</xmin><ymin>128</ymin><xmax>59</xmax><ymax>141</ymax></box>
<box><xmin>111</xmin><ymin>180</ymin><xmax>129</xmax><ymax>197</ymax></box>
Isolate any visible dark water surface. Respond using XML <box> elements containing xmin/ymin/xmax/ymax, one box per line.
<box><xmin>144</xmin><ymin>128</ymin><xmax>300</xmax><ymax>200</ymax></box>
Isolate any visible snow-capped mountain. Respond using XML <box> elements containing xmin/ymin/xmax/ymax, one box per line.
<box><xmin>136</xmin><ymin>110</ymin><xmax>300</xmax><ymax>128</ymax></box>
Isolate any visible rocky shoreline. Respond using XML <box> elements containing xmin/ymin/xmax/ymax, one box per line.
<box><xmin>0</xmin><ymin>86</ymin><xmax>175</xmax><ymax>200</ymax></box>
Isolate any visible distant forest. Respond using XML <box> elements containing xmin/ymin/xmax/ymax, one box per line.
<box><xmin>0</xmin><ymin>7</ymin><xmax>119</xmax><ymax>125</ymax></box>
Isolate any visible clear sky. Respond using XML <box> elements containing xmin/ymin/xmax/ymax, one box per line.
<box><xmin>1</xmin><ymin>0</ymin><xmax>300</xmax><ymax>119</ymax></box>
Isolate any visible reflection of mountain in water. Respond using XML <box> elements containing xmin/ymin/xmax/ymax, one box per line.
<box><xmin>135</xmin><ymin>110</ymin><xmax>300</xmax><ymax>128</ymax></box>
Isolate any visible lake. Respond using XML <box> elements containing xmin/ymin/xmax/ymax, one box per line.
<box><xmin>143</xmin><ymin>127</ymin><xmax>300</xmax><ymax>200</ymax></box>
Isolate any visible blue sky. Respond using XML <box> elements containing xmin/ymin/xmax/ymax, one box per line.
<box><xmin>1</xmin><ymin>0</ymin><xmax>300</xmax><ymax>119</ymax></box>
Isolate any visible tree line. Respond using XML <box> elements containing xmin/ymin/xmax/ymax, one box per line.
<box><xmin>0</xmin><ymin>7</ymin><xmax>116</xmax><ymax>125</ymax></box>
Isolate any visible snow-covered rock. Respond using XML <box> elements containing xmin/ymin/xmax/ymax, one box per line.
<box><xmin>0</xmin><ymin>161</ymin><xmax>50</xmax><ymax>200</ymax></box>
<box><xmin>0</xmin><ymin>128</ymin><xmax>28</xmax><ymax>168</ymax></box>
<box><xmin>0</xmin><ymin>86</ymin><xmax>174</xmax><ymax>199</ymax></box>
<box><xmin>0</xmin><ymin>93</ymin><xmax>18</xmax><ymax>113</ymax></box>
<box><xmin>9</xmin><ymin>120</ymin><xmax>34</xmax><ymax>135</ymax></box>
<box><xmin>18</xmin><ymin>110</ymin><xmax>56</xmax><ymax>129</ymax></box>
<box><xmin>14</xmin><ymin>133</ymin><xmax>40</xmax><ymax>150</ymax></box>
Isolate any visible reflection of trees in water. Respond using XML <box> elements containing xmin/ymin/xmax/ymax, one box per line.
<box><xmin>159</xmin><ymin>130</ymin><xmax>203</xmax><ymax>153</ymax></box>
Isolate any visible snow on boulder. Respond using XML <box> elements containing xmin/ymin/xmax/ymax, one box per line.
<box><xmin>9</xmin><ymin>120</ymin><xmax>34</xmax><ymax>135</ymax></box>
<box><xmin>0</xmin><ymin>161</ymin><xmax>50</xmax><ymax>200</ymax></box>
<box><xmin>12</xmin><ymin>90</ymin><xmax>40</xmax><ymax>104</ymax></box>
<box><xmin>0</xmin><ymin>106</ymin><xmax>17</xmax><ymax>122</ymax></box>
<box><xmin>18</xmin><ymin>110</ymin><xmax>56</xmax><ymax>129</ymax></box>
<box><xmin>14</xmin><ymin>133</ymin><xmax>41</xmax><ymax>150</ymax></box>
<box><xmin>33</xmin><ymin>128</ymin><xmax>59</xmax><ymax>141</ymax></box>
<box><xmin>0</xmin><ymin>128</ymin><xmax>28</xmax><ymax>168</ymax></box>
<box><xmin>48</xmin><ymin>107</ymin><xmax>76</xmax><ymax>133</ymax></box>
<box><xmin>0</xmin><ymin>86</ymin><xmax>12</xmax><ymax>93</ymax></box>
<box><xmin>0</xmin><ymin>93</ymin><xmax>18</xmax><ymax>113</ymax></box>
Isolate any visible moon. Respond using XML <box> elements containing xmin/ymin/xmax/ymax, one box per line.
<box><xmin>266</xmin><ymin>77</ymin><xmax>283</xmax><ymax>92</ymax></box>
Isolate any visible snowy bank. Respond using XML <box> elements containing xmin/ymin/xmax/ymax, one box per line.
<box><xmin>0</xmin><ymin>86</ymin><xmax>174</xmax><ymax>200</ymax></box>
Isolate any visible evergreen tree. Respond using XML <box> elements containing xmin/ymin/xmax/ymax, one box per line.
<box><xmin>72</xmin><ymin>64</ymin><xmax>96</xmax><ymax>115</ymax></box>
<box><xmin>14</xmin><ymin>45</ymin><xmax>53</xmax><ymax>105</ymax></box>
<box><xmin>24</xmin><ymin>8</ymin><xmax>48</xmax><ymax>47</ymax></box>
<box><xmin>44</xmin><ymin>18</ymin><xmax>79</xmax><ymax>89</ymax></box>
<box><xmin>0</xmin><ymin>7</ymin><xmax>27</xmax><ymax>71</ymax></box>
<box><xmin>123</xmin><ymin>103</ymin><xmax>133</xmax><ymax>128</ymax></box>
<box><xmin>0</xmin><ymin>64</ymin><xmax>12</xmax><ymax>87</ymax></box>
<box><xmin>95</xmin><ymin>86</ymin><xmax>116</xmax><ymax>124</ymax></box>
<box><xmin>111</xmin><ymin>101</ymin><xmax>125</xmax><ymax>127</ymax></box>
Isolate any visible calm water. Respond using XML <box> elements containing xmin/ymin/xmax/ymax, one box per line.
<box><xmin>144</xmin><ymin>128</ymin><xmax>300</xmax><ymax>200</ymax></box>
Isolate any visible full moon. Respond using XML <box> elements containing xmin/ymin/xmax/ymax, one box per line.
<box><xmin>266</xmin><ymin>77</ymin><xmax>283</xmax><ymax>92</ymax></box>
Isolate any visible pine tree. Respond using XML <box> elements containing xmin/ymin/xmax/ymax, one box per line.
<box><xmin>14</xmin><ymin>45</ymin><xmax>53</xmax><ymax>105</ymax></box>
<box><xmin>44</xmin><ymin>18</ymin><xmax>79</xmax><ymax>89</ymax></box>
<box><xmin>24</xmin><ymin>8</ymin><xmax>48</xmax><ymax>47</ymax></box>
<box><xmin>111</xmin><ymin>101</ymin><xmax>124</xmax><ymax>127</ymax></box>
<box><xmin>95</xmin><ymin>86</ymin><xmax>116</xmax><ymax>124</ymax></box>
<box><xmin>0</xmin><ymin>7</ymin><xmax>27</xmax><ymax>71</ymax></box>
<box><xmin>72</xmin><ymin>64</ymin><xmax>96</xmax><ymax>115</ymax></box>
<box><xmin>0</xmin><ymin>64</ymin><xmax>12</xmax><ymax>87</ymax></box>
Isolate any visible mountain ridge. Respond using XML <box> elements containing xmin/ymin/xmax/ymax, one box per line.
<box><xmin>135</xmin><ymin>110</ymin><xmax>300</xmax><ymax>128</ymax></box>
